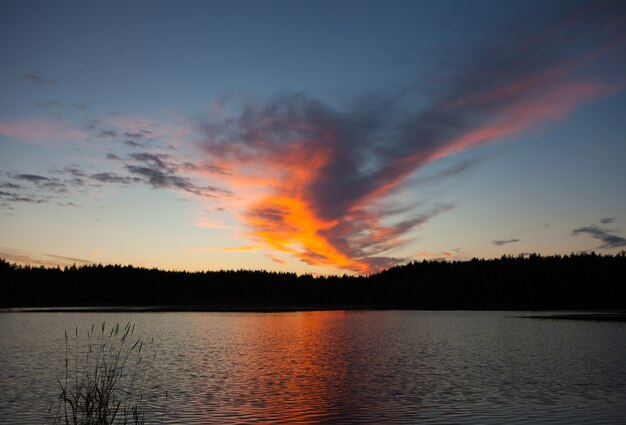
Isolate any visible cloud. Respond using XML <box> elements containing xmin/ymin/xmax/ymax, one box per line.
<box><xmin>0</xmin><ymin>118</ymin><xmax>88</xmax><ymax>143</ymax></box>
<box><xmin>24</xmin><ymin>71</ymin><xmax>57</xmax><ymax>87</ymax></box>
<box><xmin>11</xmin><ymin>173</ymin><xmax>67</xmax><ymax>192</ymax></box>
<box><xmin>493</xmin><ymin>238</ymin><xmax>521</xmax><ymax>246</ymax></box>
<box><xmin>600</xmin><ymin>217</ymin><xmax>616</xmax><ymax>224</ymax></box>
<box><xmin>0</xmin><ymin>182</ymin><xmax>22</xmax><ymax>190</ymax></box>
<box><xmin>124</xmin><ymin>152</ymin><xmax>232</xmax><ymax>198</ymax></box>
<box><xmin>0</xmin><ymin>247</ymin><xmax>92</xmax><ymax>267</ymax></box>
<box><xmin>46</xmin><ymin>254</ymin><xmax>93</xmax><ymax>264</ymax></box>
<box><xmin>98</xmin><ymin>129</ymin><xmax>118</xmax><ymax>138</ymax></box>
<box><xmin>572</xmin><ymin>225</ymin><xmax>626</xmax><ymax>249</ymax></box>
<box><xmin>416</xmin><ymin>251</ymin><xmax>453</xmax><ymax>261</ymax></box>
<box><xmin>104</xmin><ymin>115</ymin><xmax>190</xmax><ymax>147</ymax></box>
<box><xmin>90</xmin><ymin>172</ymin><xmax>138</xmax><ymax>184</ymax></box>
<box><xmin>0</xmin><ymin>190</ymin><xmax>47</xmax><ymax>204</ymax></box>
<box><xmin>1</xmin><ymin>145</ymin><xmax>231</xmax><ymax>208</ymax></box>
<box><xmin>58</xmin><ymin>166</ymin><xmax>86</xmax><ymax>178</ymax></box>
<box><xmin>0</xmin><ymin>173</ymin><xmax>65</xmax><ymax>206</ymax></box>
<box><xmin>13</xmin><ymin>173</ymin><xmax>50</xmax><ymax>183</ymax></box>
<box><xmin>199</xmin><ymin>2</ymin><xmax>625</xmax><ymax>273</ymax></box>
<box><xmin>124</xmin><ymin>140</ymin><xmax>145</xmax><ymax>148</ymax></box>
<box><xmin>267</xmin><ymin>253</ymin><xmax>287</xmax><ymax>265</ymax></box>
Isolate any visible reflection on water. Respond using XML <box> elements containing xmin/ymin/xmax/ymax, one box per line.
<box><xmin>1</xmin><ymin>310</ymin><xmax>626</xmax><ymax>424</ymax></box>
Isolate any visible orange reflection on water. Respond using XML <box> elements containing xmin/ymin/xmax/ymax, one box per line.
<box><xmin>200</xmin><ymin>311</ymin><xmax>353</xmax><ymax>424</ymax></box>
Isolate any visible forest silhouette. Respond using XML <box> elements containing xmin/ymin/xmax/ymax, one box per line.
<box><xmin>1</xmin><ymin>252</ymin><xmax>625</xmax><ymax>310</ymax></box>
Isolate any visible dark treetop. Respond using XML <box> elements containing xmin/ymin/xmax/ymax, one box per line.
<box><xmin>1</xmin><ymin>252</ymin><xmax>625</xmax><ymax>310</ymax></box>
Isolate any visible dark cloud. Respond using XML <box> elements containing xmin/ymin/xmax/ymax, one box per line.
<box><xmin>39</xmin><ymin>180</ymin><xmax>67</xmax><ymax>191</ymax></box>
<box><xmin>0</xmin><ymin>190</ymin><xmax>47</xmax><ymax>204</ymax></box>
<box><xmin>11</xmin><ymin>173</ymin><xmax>67</xmax><ymax>192</ymax></box>
<box><xmin>124</xmin><ymin>140</ymin><xmax>144</xmax><ymax>148</ymax></box>
<box><xmin>111</xmin><ymin>151</ymin><xmax>234</xmax><ymax>197</ymax></box>
<box><xmin>59</xmin><ymin>166</ymin><xmax>86</xmax><ymax>178</ymax></box>
<box><xmin>2</xmin><ymin>146</ymin><xmax>231</xmax><ymax>208</ymax></box>
<box><xmin>90</xmin><ymin>172</ymin><xmax>137</xmax><ymax>184</ymax></box>
<box><xmin>600</xmin><ymin>217</ymin><xmax>616</xmax><ymax>224</ymax></box>
<box><xmin>0</xmin><ymin>182</ymin><xmax>22</xmax><ymax>190</ymax></box>
<box><xmin>125</xmin><ymin>164</ymin><xmax>228</xmax><ymax>197</ymax></box>
<box><xmin>98</xmin><ymin>130</ymin><xmax>118</xmax><ymax>138</ymax></box>
<box><xmin>128</xmin><ymin>152</ymin><xmax>170</xmax><ymax>169</ymax></box>
<box><xmin>181</xmin><ymin>161</ymin><xmax>228</xmax><ymax>175</ymax></box>
<box><xmin>24</xmin><ymin>71</ymin><xmax>57</xmax><ymax>87</ymax></box>
<box><xmin>124</xmin><ymin>132</ymin><xmax>144</xmax><ymax>139</ymax></box>
<box><xmin>0</xmin><ymin>173</ymin><xmax>63</xmax><ymax>206</ymax></box>
<box><xmin>572</xmin><ymin>225</ymin><xmax>626</xmax><ymax>249</ymax></box>
<box><xmin>493</xmin><ymin>238</ymin><xmax>521</xmax><ymax>246</ymax></box>
<box><xmin>14</xmin><ymin>173</ymin><xmax>50</xmax><ymax>183</ymax></box>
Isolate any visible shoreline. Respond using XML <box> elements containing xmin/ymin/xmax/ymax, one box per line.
<box><xmin>2</xmin><ymin>306</ymin><xmax>626</xmax><ymax>320</ymax></box>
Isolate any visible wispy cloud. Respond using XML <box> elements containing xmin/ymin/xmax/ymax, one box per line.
<box><xmin>46</xmin><ymin>253</ymin><xmax>93</xmax><ymax>264</ymax></box>
<box><xmin>24</xmin><ymin>71</ymin><xmax>57</xmax><ymax>87</ymax></box>
<box><xmin>572</xmin><ymin>225</ymin><xmax>626</xmax><ymax>249</ymax></box>
<box><xmin>0</xmin><ymin>118</ymin><xmax>88</xmax><ymax>143</ymax></box>
<box><xmin>199</xmin><ymin>2</ymin><xmax>625</xmax><ymax>273</ymax></box>
<box><xmin>13</xmin><ymin>174</ymin><xmax>51</xmax><ymax>184</ymax></box>
<box><xmin>124</xmin><ymin>140</ymin><xmax>145</xmax><ymax>148</ymax></box>
<box><xmin>90</xmin><ymin>172</ymin><xmax>138</xmax><ymax>185</ymax></box>
<box><xmin>493</xmin><ymin>238</ymin><xmax>521</xmax><ymax>247</ymax></box>
<box><xmin>98</xmin><ymin>129</ymin><xmax>118</xmax><ymax>139</ymax></box>
<box><xmin>0</xmin><ymin>189</ymin><xmax>47</xmax><ymax>206</ymax></box>
<box><xmin>1</xmin><ymin>148</ymin><xmax>231</xmax><ymax>208</ymax></box>
<box><xmin>124</xmin><ymin>152</ymin><xmax>231</xmax><ymax>198</ymax></box>
<box><xmin>104</xmin><ymin>115</ymin><xmax>190</xmax><ymax>148</ymax></box>
<box><xmin>266</xmin><ymin>253</ymin><xmax>287</xmax><ymax>265</ymax></box>
<box><xmin>0</xmin><ymin>247</ymin><xmax>92</xmax><ymax>267</ymax></box>
<box><xmin>600</xmin><ymin>217</ymin><xmax>616</xmax><ymax>224</ymax></box>
<box><xmin>416</xmin><ymin>251</ymin><xmax>453</xmax><ymax>261</ymax></box>
<box><xmin>11</xmin><ymin>173</ymin><xmax>67</xmax><ymax>192</ymax></box>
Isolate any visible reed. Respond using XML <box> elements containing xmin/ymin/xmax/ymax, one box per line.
<box><xmin>47</xmin><ymin>322</ymin><xmax>166</xmax><ymax>425</ymax></box>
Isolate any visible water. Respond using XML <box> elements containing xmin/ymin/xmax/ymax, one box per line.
<box><xmin>1</xmin><ymin>310</ymin><xmax>625</xmax><ymax>424</ymax></box>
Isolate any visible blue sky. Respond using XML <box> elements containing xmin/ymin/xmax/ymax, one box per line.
<box><xmin>1</xmin><ymin>0</ymin><xmax>625</xmax><ymax>274</ymax></box>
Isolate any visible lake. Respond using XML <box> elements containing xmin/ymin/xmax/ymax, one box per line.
<box><xmin>1</xmin><ymin>310</ymin><xmax>625</xmax><ymax>424</ymax></box>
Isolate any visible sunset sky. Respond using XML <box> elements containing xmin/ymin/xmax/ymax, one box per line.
<box><xmin>1</xmin><ymin>0</ymin><xmax>625</xmax><ymax>275</ymax></box>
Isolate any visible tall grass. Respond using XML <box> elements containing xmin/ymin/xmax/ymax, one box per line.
<box><xmin>47</xmin><ymin>322</ymin><xmax>166</xmax><ymax>425</ymax></box>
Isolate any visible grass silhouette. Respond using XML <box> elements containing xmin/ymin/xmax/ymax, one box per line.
<box><xmin>47</xmin><ymin>322</ymin><xmax>166</xmax><ymax>425</ymax></box>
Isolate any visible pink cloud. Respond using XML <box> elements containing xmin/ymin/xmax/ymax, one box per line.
<box><xmin>0</xmin><ymin>118</ymin><xmax>88</xmax><ymax>143</ymax></box>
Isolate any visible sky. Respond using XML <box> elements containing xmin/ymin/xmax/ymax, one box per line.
<box><xmin>1</xmin><ymin>0</ymin><xmax>625</xmax><ymax>275</ymax></box>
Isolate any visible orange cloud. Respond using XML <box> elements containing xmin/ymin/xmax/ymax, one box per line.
<box><xmin>244</xmin><ymin>196</ymin><xmax>369</xmax><ymax>273</ymax></box>
<box><xmin>199</xmin><ymin>4</ymin><xmax>625</xmax><ymax>274</ymax></box>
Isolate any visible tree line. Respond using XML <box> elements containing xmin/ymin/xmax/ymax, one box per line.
<box><xmin>1</xmin><ymin>252</ymin><xmax>624</xmax><ymax>310</ymax></box>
